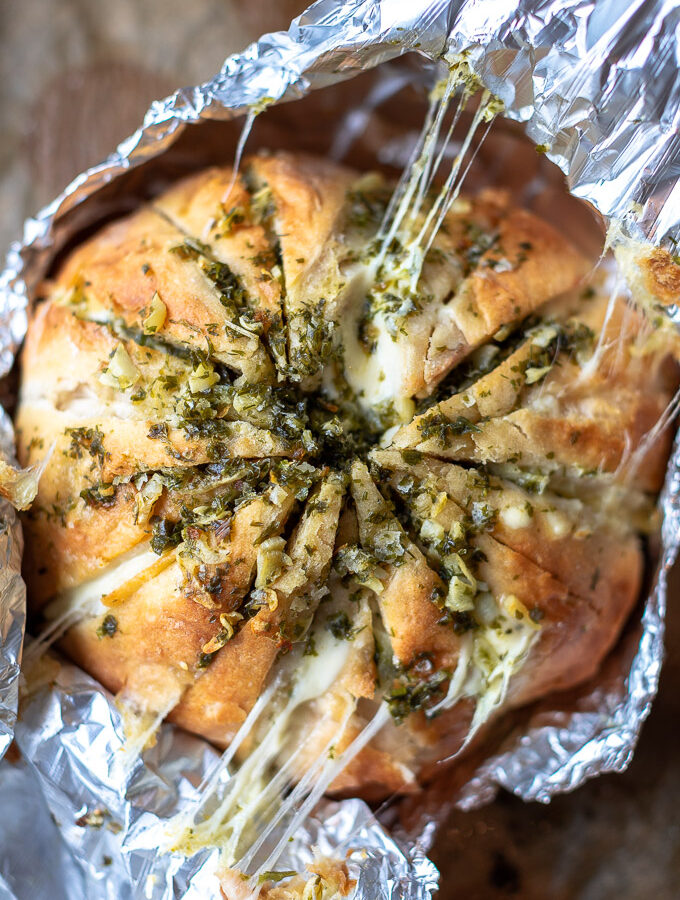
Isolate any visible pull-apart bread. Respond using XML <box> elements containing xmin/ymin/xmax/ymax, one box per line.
<box><xmin>16</xmin><ymin>152</ymin><xmax>679</xmax><ymax>798</ymax></box>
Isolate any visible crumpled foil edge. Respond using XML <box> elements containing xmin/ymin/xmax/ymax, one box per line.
<box><xmin>0</xmin><ymin>0</ymin><xmax>679</xmax><ymax>896</ymax></box>
<box><xmin>0</xmin><ymin>410</ymin><xmax>24</xmax><ymax>763</ymax></box>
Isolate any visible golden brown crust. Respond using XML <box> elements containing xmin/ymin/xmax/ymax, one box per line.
<box><xmin>372</xmin><ymin>449</ymin><xmax>642</xmax><ymax>614</ymax></box>
<box><xmin>328</xmin><ymin>483</ymin><xmax>641</xmax><ymax>795</ymax></box>
<box><xmin>171</xmin><ymin>475</ymin><xmax>346</xmax><ymax>744</ymax></box>
<box><xmin>21</xmin><ymin>486</ymin><xmax>146</xmax><ymax>606</ymax></box>
<box><xmin>337</xmin><ymin>185</ymin><xmax>590</xmax><ymax>403</ymax></box>
<box><xmin>423</xmin><ymin>204</ymin><xmax>590</xmax><ymax>393</ymax></box>
<box><xmin>249</xmin><ymin>152</ymin><xmax>356</xmax><ymax>378</ymax></box>
<box><xmin>642</xmin><ymin>247</ymin><xmax>680</xmax><ymax>306</ymax></box>
<box><xmin>153</xmin><ymin>167</ymin><xmax>288</xmax><ymax>370</ymax></box>
<box><xmin>349</xmin><ymin>460</ymin><xmax>460</xmax><ymax>670</ymax></box>
<box><xmin>53</xmin><ymin>207</ymin><xmax>273</xmax><ymax>382</ymax></box>
<box><xmin>58</xmin><ymin>481</ymin><xmax>300</xmax><ymax>733</ymax></box>
<box><xmin>249</xmin><ymin>152</ymin><xmax>355</xmax><ymax>299</ymax></box>
<box><xmin>59</xmin><ymin>560</ymin><xmax>212</xmax><ymax>705</ymax></box>
<box><xmin>474</xmin><ymin>530</ymin><xmax>637</xmax><ymax>704</ymax></box>
<box><xmin>393</xmin><ymin>292</ymin><xmax>676</xmax><ymax>492</ymax></box>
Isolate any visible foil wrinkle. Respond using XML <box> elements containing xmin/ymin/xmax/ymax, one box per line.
<box><xmin>0</xmin><ymin>1</ymin><xmax>679</xmax><ymax>897</ymax></box>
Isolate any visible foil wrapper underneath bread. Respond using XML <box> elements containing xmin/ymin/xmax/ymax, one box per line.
<box><xmin>1</xmin><ymin>1</ymin><xmax>680</xmax><ymax>898</ymax></box>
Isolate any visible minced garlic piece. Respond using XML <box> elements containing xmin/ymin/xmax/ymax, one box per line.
<box><xmin>99</xmin><ymin>344</ymin><xmax>140</xmax><ymax>390</ymax></box>
<box><xmin>142</xmin><ymin>292</ymin><xmax>167</xmax><ymax>334</ymax></box>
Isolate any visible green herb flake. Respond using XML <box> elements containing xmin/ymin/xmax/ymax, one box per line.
<box><xmin>197</xmin><ymin>650</ymin><xmax>218</xmax><ymax>669</ymax></box>
<box><xmin>80</xmin><ymin>483</ymin><xmax>117</xmax><ymax>508</ymax></box>
<box><xmin>150</xmin><ymin>516</ymin><xmax>182</xmax><ymax>555</ymax></box>
<box><xmin>258</xmin><ymin>871</ymin><xmax>298</xmax><ymax>885</ymax></box>
<box><xmin>169</xmin><ymin>237</ymin><xmax>211</xmax><ymax>261</ymax></box>
<box><xmin>417</xmin><ymin>413</ymin><xmax>480</xmax><ymax>446</ymax></box>
<box><xmin>326</xmin><ymin>611</ymin><xmax>359</xmax><ymax>641</ymax></box>
<box><xmin>385</xmin><ymin>654</ymin><xmax>449</xmax><ymax>724</ymax></box>
<box><xmin>65</xmin><ymin>427</ymin><xmax>108</xmax><ymax>464</ymax></box>
<box><xmin>96</xmin><ymin>614</ymin><xmax>118</xmax><ymax>639</ymax></box>
<box><xmin>400</xmin><ymin>449</ymin><xmax>423</xmax><ymax>465</ymax></box>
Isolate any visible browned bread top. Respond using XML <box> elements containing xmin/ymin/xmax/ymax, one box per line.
<box><xmin>17</xmin><ymin>151</ymin><xmax>678</xmax><ymax>799</ymax></box>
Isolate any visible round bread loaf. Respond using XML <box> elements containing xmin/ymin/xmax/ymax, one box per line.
<box><xmin>16</xmin><ymin>152</ymin><xmax>678</xmax><ymax>798</ymax></box>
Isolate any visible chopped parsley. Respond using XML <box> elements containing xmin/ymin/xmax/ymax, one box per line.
<box><xmin>150</xmin><ymin>516</ymin><xmax>183</xmax><ymax>555</ymax></box>
<box><xmin>96</xmin><ymin>615</ymin><xmax>118</xmax><ymax>639</ymax></box>
<box><xmin>385</xmin><ymin>654</ymin><xmax>450</xmax><ymax>724</ymax></box>
<box><xmin>80</xmin><ymin>483</ymin><xmax>117</xmax><ymax>508</ymax></box>
<box><xmin>65</xmin><ymin>427</ymin><xmax>108</xmax><ymax>464</ymax></box>
<box><xmin>325</xmin><ymin>611</ymin><xmax>360</xmax><ymax>641</ymax></box>
<box><xmin>169</xmin><ymin>237</ymin><xmax>211</xmax><ymax>260</ymax></box>
<box><xmin>417</xmin><ymin>412</ymin><xmax>480</xmax><ymax>445</ymax></box>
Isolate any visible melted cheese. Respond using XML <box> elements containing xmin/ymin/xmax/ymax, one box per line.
<box><xmin>24</xmin><ymin>543</ymin><xmax>159</xmax><ymax>668</ymax></box>
<box><xmin>338</xmin><ymin>61</ymin><xmax>499</xmax><ymax>410</ymax></box>
<box><xmin>45</xmin><ymin>542</ymin><xmax>160</xmax><ymax>620</ymax></box>
<box><xmin>426</xmin><ymin>605</ymin><xmax>538</xmax><ymax>750</ymax></box>
<box><xmin>244</xmin><ymin>705</ymin><xmax>390</xmax><ymax>887</ymax></box>
<box><xmin>467</xmin><ymin>608</ymin><xmax>538</xmax><ymax>737</ymax></box>
<box><xmin>117</xmin><ymin>687</ymin><xmax>183</xmax><ymax>766</ymax></box>
<box><xmin>164</xmin><ymin>606</ymin><xmax>389</xmax><ymax>886</ymax></box>
<box><xmin>164</xmin><ymin>632</ymin><xmax>356</xmax><ymax>862</ymax></box>
<box><xmin>340</xmin><ymin>302</ymin><xmax>408</xmax><ymax>408</ymax></box>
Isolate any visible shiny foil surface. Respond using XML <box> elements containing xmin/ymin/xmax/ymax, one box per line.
<box><xmin>0</xmin><ymin>1</ymin><xmax>679</xmax><ymax>897</ymax></box>
<box><xmin>0</xmin><ymin>411</ymin><xmax>24</xmax><ymax>764</ymax></box>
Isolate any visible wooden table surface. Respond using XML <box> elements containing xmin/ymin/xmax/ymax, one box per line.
<box><xmin>2</xmin><ymin>2</ymin><xmax>679</xmax><ymax>897</ymax></box>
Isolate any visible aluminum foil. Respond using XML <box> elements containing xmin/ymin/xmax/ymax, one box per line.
<box><xmin>1</xmin><ymin>0</ymin><xmax>680</xmax><ymax>897</ymax></box>
<box><xmin>0</xmin><ymin>411</ymin><xmax>25</xmax><ymax>763</ymax></box>
<box><xmin>0</xmin><ymin>656</ymin><xmax>436</xmax><ymax>899</ymax></box>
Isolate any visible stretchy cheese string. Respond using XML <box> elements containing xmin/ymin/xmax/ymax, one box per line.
<box><xmin>577</xmin><ymin>273</ymin><xmax>627</xmax><ymax>387</ymax></box>
<box><xmin>235</xmin><ymin>702</ymin><xmax>360</xmax><ymax>874</ymax></box>
<box><xmin>374</xmin><ymin>61</ymin><xmax>500</xmax><ymax>297</ymax></box>
<box><xmin>425</xmin><ymin>632</ymin><xmax>473</xmax><ymax>718</ymax></box>
<box><xmin>624</xmin><ymin>383</ymin><xmax>680</xmax><ymax>480</ymax></box>
<box><xmin>116</xmin><ymin>687</ymin><xmax>184</xmax><ymax>768</ymax></box>
<box><xmin>242</xmin><ymin>602</ymin><xmax>535</xmax><ymax>883</ymax></box>
<box><xmin>406</xmin><ymin>103</ymin><xmax>495</xmax><ymax>293</ymax></box>
<box><xmin>22</xmin><ymin>607</ymin><xmax>88</xmax><ymax>670</ymax></box>
<box><xmin>245</xmin><ymin>705</ymin><xmax>391</xmax><ymax>886</ymax></box>
<box><xmin>217</xmin><ymin>108</ymin><xmax>258</xmax><ymax>223</ymax></box>
<box><xmin>23</xmin><ymin>542</ymin><xmax>159</xmax><ymax>668</ymax></box>
<box><xmin>409</xmin><ymin>86</ymin><xmax>464</xmax><ymax>226</ymax></box>
<box><xmin>376</xmin><ymin>71</ymin><xmax>460</xmax><ymax>267</ymax></box>
<box><xmin>197</xmin><ymin>674</ymin><xmax>284</xmax><ymax>798</ymax></box>
<box><xmin>611</xmin><ymin>297</ymin><xmax>638</xmax><ymax>375</ymax></box>
<box><xmin>557</xmin><ymin>261</ymin><xmax>678</xmax><ymax>494</ymax></box>
<box><xmin>163</xmin><ymin>638</ymin><xmax>363</xmax><ymax>864</ymax></box>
